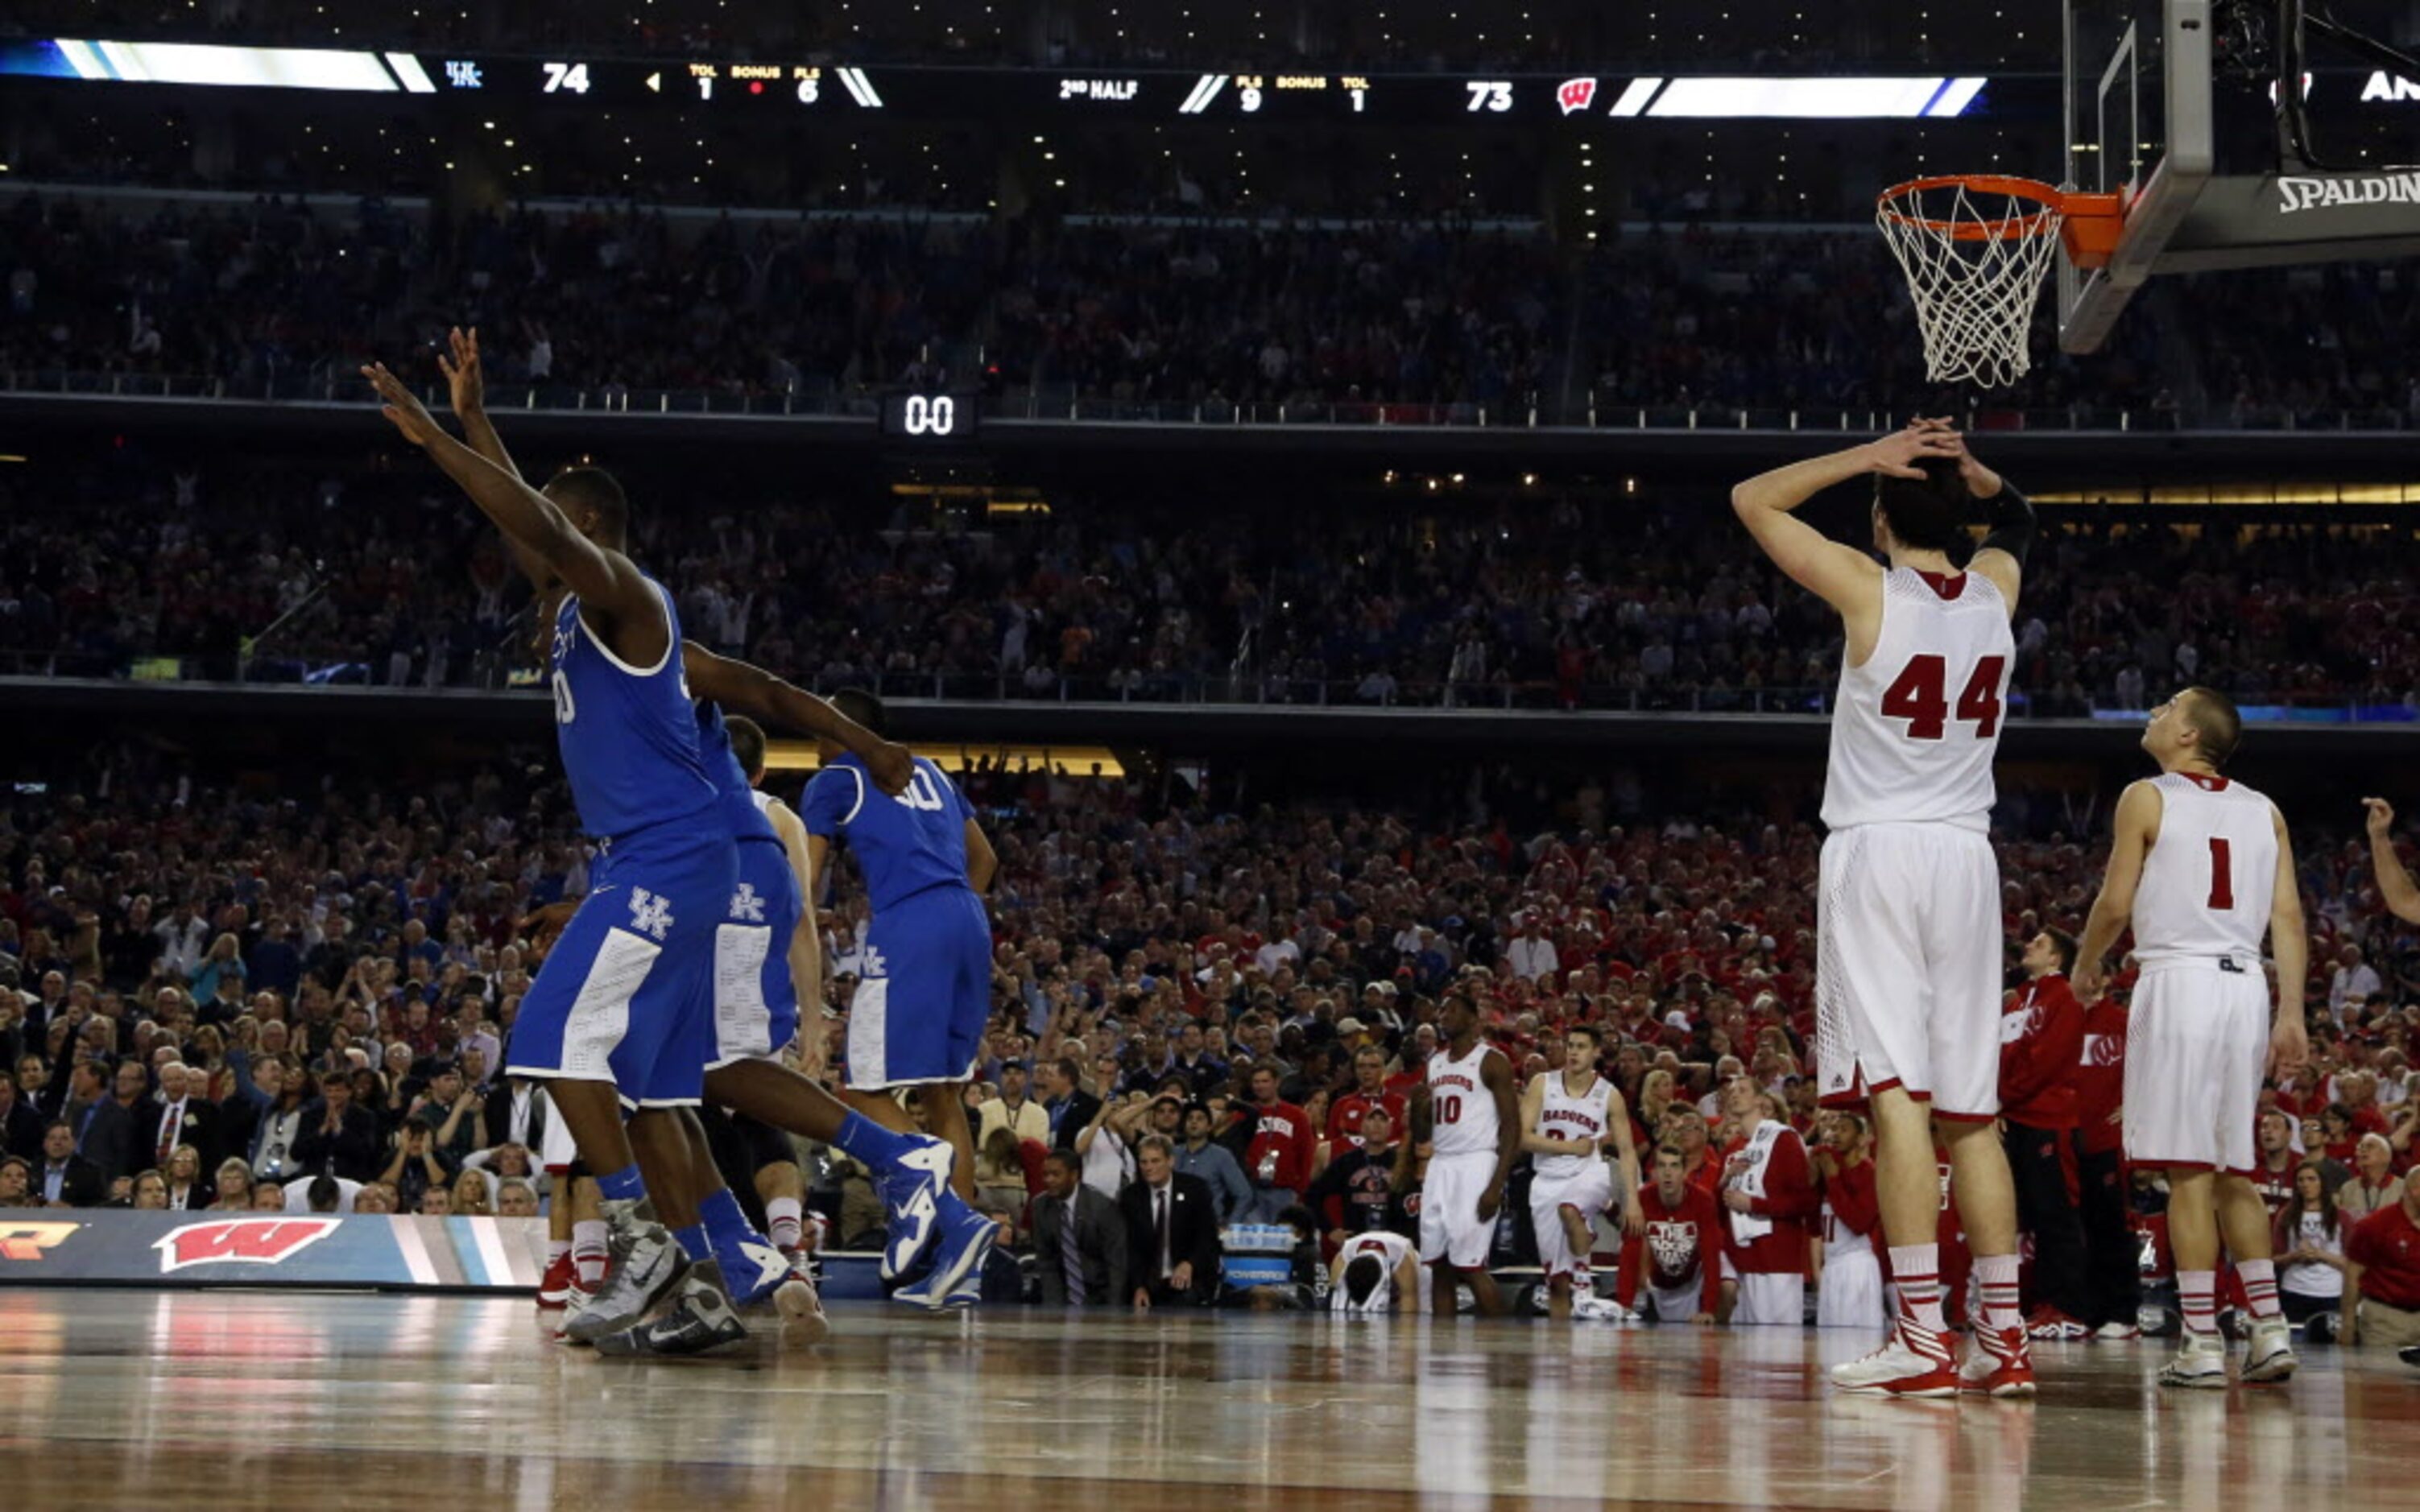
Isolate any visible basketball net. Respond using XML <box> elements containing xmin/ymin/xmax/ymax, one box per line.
<box><xmin>1876</xmin><ymin>180</ymin><xmax>2066</xmax><ymax>390</ymax></box>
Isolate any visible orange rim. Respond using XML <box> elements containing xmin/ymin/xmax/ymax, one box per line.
<box><xmin>1876</xmin><ymin>172</ymin><xmax>2125</xmax><ymax>267</ymax></box>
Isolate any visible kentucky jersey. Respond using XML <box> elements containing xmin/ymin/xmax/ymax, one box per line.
<box><xmin>800</xmin><ymin>754</ymin><xmax>974</xmax><ymax>911</ymax></box>
<box><xmin>694</xmin><ymin>700</ymin><xmax>781</xmax><ymax>849</ymax></box>
<box><xmin>549</xmin><ymin>580</ymin><xmax>718</xmax><ymax>842</ymax></box>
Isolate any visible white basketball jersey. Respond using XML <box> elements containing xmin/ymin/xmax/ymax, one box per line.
<box><xmin>1426</xmin><ymin>1042</ymin><xmax>1500</xmax><ymax>1159</ymax></box>
<box><xmin>1533</xmin><ymin>1072</ymin><xmax>1614</xmax><ymax>1181</ymax></box>
<box><xmin>1331</xmin><ymin>1230</ymin><xmax>1416</xmax><ymax>1313</ymax></box>
<box><xmin>2131</xmin><ymin>772</ymin><xmax>2277</xmax><ymax>967</ymax></box>
<box><xmin>1822</xmin><ymin>566</ymin><xmax>2013</xmax><ymax>832</ymax></box>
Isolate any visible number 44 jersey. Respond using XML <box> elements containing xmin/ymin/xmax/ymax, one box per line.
<box><xmin>1822</xmin><ymin>567</ymin><xmax>2013</xmax><ymax>832</ymax></box>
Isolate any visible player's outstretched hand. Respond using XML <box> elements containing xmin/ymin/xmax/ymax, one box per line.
<box><xmin>2268</xmin><ymin>1015</ymin><xmax>2310</xmax><ymax>1083</ymax></box>
<box><xmin>437</xmin><ymin>326</ymin><xmax>485</xmax><ymax>417</ymax></box>
<box><xmin>2365</xmin><ymin>796</ymin><xmax>2397</xmax><ymax>838</ymax></box>
<box><xmin>362</xmin><ymin>362</ymin><xmax>445</xmax><ymax>448</ymax></box>
<box><xmin>1862</xmin><ymin>425</ymin><xmax>1962</xmax><ymax>479</ymax></box>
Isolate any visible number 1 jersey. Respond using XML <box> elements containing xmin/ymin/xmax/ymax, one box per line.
<box><xmin>1822</xmin><ymin>566</ymin><xmax>2013</xmax><ymax>832</ymax></box>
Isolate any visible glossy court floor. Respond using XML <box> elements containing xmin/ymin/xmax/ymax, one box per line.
<box><xmin>4</xmin><ymin>1290</ymin><xmax>2419</xmax><ymax>1510</ymax></box>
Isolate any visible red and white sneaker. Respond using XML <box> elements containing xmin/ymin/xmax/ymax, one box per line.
<box><xmin>1959</xmin><ymin>1325</ymin><xmax>2037</xmax><ymax>1398</ymax></box>
<box><xmin>537</xmin><ymin>1251</ymin><xmax>576</xmax><ymax>1310</ymax></box>
<box><xmin>1831</xmin><ymin>1323</ymin><xmax>1960</xmax><ymax>1398</ymax></box>
<box><xmin>2094</xmin><ymin>1320</ymin><xmax>2144</xmax><ymax>1342</ymax></box>
<box><xmin>2025</xmin><ymin>1306</ymin><xmax>2091</xmax><ymax>1341</ymax></box>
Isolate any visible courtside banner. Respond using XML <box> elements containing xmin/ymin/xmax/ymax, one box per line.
<box><xmin>0</xmin><ymin>1212</ymin><xmax>545</xmax><ymax>1291</ymax></box>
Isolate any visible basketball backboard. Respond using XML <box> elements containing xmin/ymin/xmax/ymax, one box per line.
<box><xmin>2058</xmin><ymin>0</ymin><xmax>2420</xmax><ymax>353</ymax></box>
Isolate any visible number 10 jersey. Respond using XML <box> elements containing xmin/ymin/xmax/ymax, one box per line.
<box><xmin>1821</xmin><ymin>567</ymin><xmax>2013</xmax><ymax>832</ymax></box>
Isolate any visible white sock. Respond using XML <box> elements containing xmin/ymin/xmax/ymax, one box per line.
<box><xmin>766</xmin><ymin>1196</ymin><xmax>804</xmax><ymax>1254</ymax></box>
<box><xmin>572</xmin><ymin>1220</ymin><xmax>609</xmax><ymax>1286</ymax></box>
<box><xmin>547</xmin><ymin>1239</ymin><xmax>571</xmax><ymax>1265</ymax></box>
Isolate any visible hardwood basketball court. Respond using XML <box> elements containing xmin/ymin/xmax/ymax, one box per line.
<box><xmin>4</xmin><ymin>1289</ymin><xmax>2417</xmax><ymax>1509</ymax></box>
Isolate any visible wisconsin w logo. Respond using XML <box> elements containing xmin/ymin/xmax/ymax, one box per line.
<box><xmin>155</xmin><ymin>1218</ymin><xmax>339</xmax><ymax>1274</ymax></box>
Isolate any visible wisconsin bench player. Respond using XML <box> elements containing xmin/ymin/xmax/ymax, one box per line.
<box><xmin>1410</xmin><ymin>988</ymin><xmax>1520</xmax><ymax>1317</ymax></box>
<box><xmin>1520</xmin><ymin>1024</ymin><xmax>1644</xmax><ymax>1319</ymax></box>
<box><xmin>1731</xmin><ymin>419</ymin><xmax>2037</xmax><ymax>1398</ymax></box>
<box><xmin>2074</xmin><ymin>688</ymin><xmax>2308</xmax><ymax>1387</ymax></box>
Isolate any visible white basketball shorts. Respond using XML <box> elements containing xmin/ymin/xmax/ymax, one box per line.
<box><xmin>1529</xmin><ymin>1163</ymin><xmax>1615</xmax><ymax>1277</ymax></box>
<box><xmin>1816</xmin><ymin>822</ymin><xmax>2003</xmax><ymax>1122</ymax></box>
<box><xmin>2123</xmin><ymin>960</ymin><xmax>2269</xmax><ymax>1176</ymax></box>
<box><xmin>1420</xmin><ymin>1151</ymin><xmax>1500</xmax><ymax>1270</ymax></box>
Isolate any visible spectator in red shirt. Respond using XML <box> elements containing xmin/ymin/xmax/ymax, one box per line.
<box><xmin>1719</xmin><ymin>1093</ymin><xmax>1818</xmax><ymax>1325</ymax></box>
<box><xmin>2000</xmin><ymin>929</ymin><xmax>2091</xmax><ymax>1338</ymax></box>
<box><xmin>1814</xmin><ymin>1109</ymin><xmax>1886</xmax><ymax>1328</ymax></box>
<box><xmin>1239</xmin><ymin>1065</ymin><xmax>1314</xmax><ymax>1222</ymax></box>
<box><xmin>2071</xmin><ymin>987</ymin><xmax>2139</xmax><ymax>1338</ymax></box>
<box><xmin>2341</xmin><ymin>1174</ymin><xmax>2420</xmax><ymax>1351</ymax></box>
<box><xmin>1618</xmin><ymin>1144</ymin><xmax>1723</xmax><ymax>1324</ymax></box>
<box><xmin>1327</xmin><ymin>1046</ymin><xmax>1406</xmax><ymax>1150</ymax></box>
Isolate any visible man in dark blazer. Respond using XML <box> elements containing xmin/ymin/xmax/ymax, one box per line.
<box><xmin>146</xmin><ymin>1062</ymin><xmax>221</xmax><ymax>1175</ymax></box>
<box><xmin>1034</xmin><ymin>1147</ymin><xmax>1128</xmax><ymax>1306</ymax></box>
<box><xmin>0</xmin><ymin>1070</ymin><xmax>45</xmax><ymax>1163</ymax></box>
<box><xmin>64</xmin><ymin>1060</ymin><xmax>134</xmax><ymax>1184</ymax></box>
<box><xmin>1119</xmin><ymin>1134</ymin><xmax>1222</xmax><ymax>1308</ymax></box>
<box><xmin>290</xmin><ymin>1069</ymin><xmax>383</xmax><ymax>1183</ymax></box>
<box><xmin>1040</xmin><ymin>1056</ymin><xmax>1103</xmax><ymax>1151</ymax></box>
<box><xmin>35</xmin><ymin>1119</ymin><xmax>106</xmax><ymax>1208</ymax></box>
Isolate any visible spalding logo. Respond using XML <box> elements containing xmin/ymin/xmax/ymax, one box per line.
<box><xmin>1557</xmin><ymin>77</ymin><xmax>1598</xmax><ymax>115</ymax></box>
<box><xmin>155</xmin><ymin>1218</ymin><xmax>340</xmax><ymax>1274</ymax></box>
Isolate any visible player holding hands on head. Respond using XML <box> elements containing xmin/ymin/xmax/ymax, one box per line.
<box><xmin>1732</xmin><ymin>419</ymin><xmax>2039</xmax><ymax>1398</ymax></box>
<box><xmin>2074</xmin><ymin>688</ymin><xmax>2308</xmax><ymax>1387</ymax></box>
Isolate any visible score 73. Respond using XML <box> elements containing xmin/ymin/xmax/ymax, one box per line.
<box><xmin>1464</xmin><ymin>80</ymin><xmax>1512</xmax><ymax>112</ymax></box>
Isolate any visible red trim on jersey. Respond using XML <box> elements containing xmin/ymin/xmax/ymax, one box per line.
<box><xmin>1820</xmin><ymin>1074</ymin><xmax>1934</xmax><ymax>1110</ymax></box>
<box><xmin>1913</xmin><ymin>569</ymin><xmax>1968</xmax><ymax>601</ymax></box>
<box><xmin>1931</xmin><ymin>1107</ymin><xmax>1997</xmax><ymax>1125</ymax></box>
<box><xmin>2137</xmin><ymin>1159</ymin><xmax>2218</xmax><ymax>1173</ymax></box>
<box><xmin>2179</xmin><ymin>772</ymin><xmax>2231</xmax><ymax>792</ymax></box>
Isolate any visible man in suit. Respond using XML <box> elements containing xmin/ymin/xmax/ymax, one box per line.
<box><xmin>1041</xmin><ymin>1056</ymin><xmax>1104</xmax><ymax>1151</ymax></box>
<box><xmin>147</xmin><ymin>1062</ymin><xmax>221</xmax><ymax>1175</ymax></box>
<box><xmin>291</xmin><ymin>1069</ymin><xmax>383</xmax><ymax>1183</ymax></box>
<box><xmin>482</xmin><ymin>1074</ymin><xmax>551</xmax><ymax>1163</ymax></box>
<box><xmin>65</xmin><ymin>1060</ymin><xmax>134</xmax><ymax>1184</ymax></box>
<box><xmin>35</xmin><ymin>1119</ymin><xmax>105</xmax><ymax>1208</ymax></box>
<box><xmin>1035</xmin><ymin>1146</ymin><xmax>1127</xmax><ymax>1307</ymax></box>
<box><xmin>1121</xmin><ymin>1134</ymin><xmax>1222</xmax><ymax>1308</ymax></box>
<box><xmin>0</xmin><ymin>1070</ymin><xmax>44</xmax><ymax>1163</ymax></box>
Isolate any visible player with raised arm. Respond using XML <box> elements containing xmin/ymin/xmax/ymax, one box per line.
<box><xmin>364</xmin><ymin>358</ymin><xmax>759</xmax><ymax>1354</ymax></box>
<box><xmin>800</xmin><ymin>688</ymin><xmax>1003</xmax><ymax>1308</ymax></box>
<box><xmin>1519</xmin><ymin>1025</ymin><xmax>1645</xmax><ymax>1320</ymax></box>
<box><xmin>439</xmin><ymin>328</ymin><xmax>990</xmax><ymax>1321</ymax></box>
<box><xmin>1731</xmin><ymin>419</ymin><xmax>2039</xmax><ymax>1398</ymax></box>
<box><xmin>1411</xmin><ymin>987</ymin><xmax>1520</xmax><ymax>1317</ymax></box>
<box><xmin>2073</xmin><ymin>688</ymin><xmax>2308</xmax><ymax>1387</ymax></box>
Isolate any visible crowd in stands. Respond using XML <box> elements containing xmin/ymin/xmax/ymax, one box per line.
<box><xmin>4</xmin><ymin>453</ymin><xmax>2418</xmax><ymax>717</ymax></box>
<box><xmin>9</xmin><ymin>192</ymin><xmax>2418</xmax><ymax>426</ymax></box>
<box><xmin>3</xmin><ymin>739</ymin><xmax>2416</xmax><ymax>1320</ymax></box>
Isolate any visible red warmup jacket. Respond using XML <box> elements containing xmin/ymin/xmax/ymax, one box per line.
<box><xmin>2074</xmin><ymin>998</ymin><xmax>2128</xmax><ymax>1156</ymax></box>
<box><xmin>1617</xmin><ymin>1180</ymin><xmax>1725</xmax><ymax>1314</ymax></box>
<box><xmin>1720</xmin><ymin>1126</ymin><xmax>1820</xmax><ymax>1276</ymax></box>
<box><xmin>1243</xmin><ymin>1099</ymin><xmax>1316</xmax><ymax>1192</ymax></box>
<box><xmin>1821</xmin><ymin>1155</ymin><xmax>1881</xmax><ymax>1249</ymax></box>
<box><xmin>2000</xmin><ymin>973</ymin><xmax>2083</xmax><ymax>1130</ymax></box>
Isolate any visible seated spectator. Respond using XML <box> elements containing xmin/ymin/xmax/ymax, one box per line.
<box><xmin>0</xmin><ymin>1155</ymin><xmax>35</xmax><ymax>1208</ymax></box>
<box><xmin>451</xmin><ymin>1167</ymin><xmax>495</xmax><ymax>1217</ymax></box>
<box><xmin>159</xmin><ymin>1143</ymin><xmax>212</xmax><ymax>1212</ymax></box>
<box><xmin>250</xmin><ymin>1180</ymin><xmax>291</xmax><ymax>1212</ymax></box>
<box><xmin>130</xmin><ymin>1170</ymin><xmax>170</xmax><ymax>1209</ymax></box>
<box><xmin>2343</xmin><ymin>1173</ymin><xmax>2420</xmax><ymax>1350</ymax></box>
<box><xmin>34</xmin><ymin>1119</ymin><xmax>104</xmax><ymax>1208</ymax></box>
<box><xmin>495</xmin><ymin>1177</ymin><xmax>540</xmax><ymax>1217</ymax></box>
<box><xmin>2276</xmin><ymin>1159</ymin><xmax>2352</xmax><ymax>1324</ymax></box>
<box><xmin>2343</xmin><ymin>1134</ymin><xmax>2406</xmax><ymax>1221</ymax></box>
<box><xmin>209</xmin><ymin>1158</ymin><xmax>255</xmax><ymax>1211</ymax></box>
<box><xmin>381</xmin><ymin>1122</ymin><xmax>454</xmax><ymax>1211</ymax></box>
<box><xmin>292</xmin><ymin>1069</ymin><xmax>382</xmax><ymax>1184</ymax></box>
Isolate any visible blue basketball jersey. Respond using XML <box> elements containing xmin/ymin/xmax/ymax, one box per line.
<box><xmin>693</xmin><ymin>700</ymin><xmax>781</xmax><ymax>848</ymax></box>
<box><xmin>548</xmin><ymin>578</ymin><xmax>719</xmax><ymax>843</ymax></box>
<box><xmin>800</xmin><ymin>754</ymin><xmax>974</xmax><ymax>911</ymax></box>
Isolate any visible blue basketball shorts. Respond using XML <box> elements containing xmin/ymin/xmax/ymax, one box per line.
<box><xmin>704</xmin><ymin>836</ymin><xmax>804</xmax><ymax>1070</ymax></box>
<box><xmin>504</xmin><ymin>828</ymin><xmax>737</xmax><ymax>1109</ymax></box>
<box><xmin>843</xmin><ymin>885</ymin><xmax>992</xmax><ymax>1089</ymax></box>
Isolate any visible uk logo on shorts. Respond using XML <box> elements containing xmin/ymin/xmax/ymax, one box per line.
<box><xmin>729</xmin><ymin>882</ymin><xmax>766</xmax><ymax>923</ymax></box>
<box><xmin>155</xmin><ymin>1218</ymin><xmax>339</xmax><ymax>1274</ymax></box>
<box><xmin>861</xmin><ymin>944</ymin><xmax>889</xmax><ymax>979</ymax></box>
<box><xmin>629</xmin><ymin>888</ymin><xmax>675</xmax><ymax>940</ymax></box>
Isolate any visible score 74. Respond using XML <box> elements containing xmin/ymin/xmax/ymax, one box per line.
<box><xmin>1464</xmin><ymin>80</ymin><xmax>1512</xmax><ymax>112</ymax></box>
